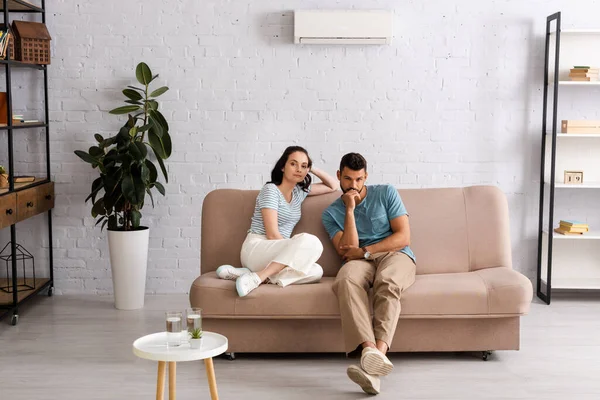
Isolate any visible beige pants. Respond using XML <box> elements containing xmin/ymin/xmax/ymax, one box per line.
<box><xmin>333</xmin><ymin>251</ymin><xmax>416</xmax><ymax>354</ymax></box>
<box><xmin>240</xmin><ymin>232</ymin><xmax>324</xmax><ymax>287</ymax></box>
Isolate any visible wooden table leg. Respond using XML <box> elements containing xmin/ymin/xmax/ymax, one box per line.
<box><xmin>156</xmin><ymin>361</ymin><xmax>166</xmax><ymax>400</ymax></box>
<box><xmin>169</xmin><ymin>361</ymin><xmax>176</xmax><ymax>400</ymax></box>
<box><xmin>204</xmin><ymin>357</ymin><xmax>219</xmax><ymax>400</ymax></box>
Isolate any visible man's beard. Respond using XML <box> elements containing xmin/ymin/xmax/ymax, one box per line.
<box><xmin>342</xmin><ymin>185</ymin><xmax>364</xmax><ymax>194</ymax></box>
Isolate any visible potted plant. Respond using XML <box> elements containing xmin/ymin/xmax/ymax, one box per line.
<box><xmin>189</xmin><ymin>328</ymin><xmax>203</xmax><ymax>349</ymax></box>
<box><xmin>0</xmin><ymin>165</ymin><xmax>8</xmax><ymax>188</ymax></box>
<box><xmin>74</xmin><ymin>62</ymin><xmax>172</xmax><ymax>310</ymax></box>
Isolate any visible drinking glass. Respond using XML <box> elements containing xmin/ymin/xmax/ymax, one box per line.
<box><xmin>165</xmin><ymin>311</ymin><xmax>182</xmax><ymax>347</ymax></box>
<box><xmin>186</xmin><ymin>308</ymin><xmax>202</xmax><ymax>334</ymax></box>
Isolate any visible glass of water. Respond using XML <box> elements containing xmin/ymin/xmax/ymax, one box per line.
<box><xmin>165</xmin><ymin>311</ymin><xmax>182</xmax><ymax>347</ymax></box>
<box><xmin>186</xmin><ymin>308</ymin><xmax>202</xmax><ymax>334</ymax></box>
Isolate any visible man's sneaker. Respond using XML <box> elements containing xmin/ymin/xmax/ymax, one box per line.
<box><xmin>360</xmin><ymin>347</ymin><xmax>394</xmax><ymax>376</ymax></box>
<box><xmin>236</xmin><ymin>272</ymin><xmax>262</xmax><ymax>297</ymax></box>
<box><xmin>346</xmin><ymin>365</ymin><xmax>380</xmax><ymax>395</ymax></box>
<box><xmin>216</xmin><ymin>265</ymin><xmax>251</xmax><ymax>281</ymax></box>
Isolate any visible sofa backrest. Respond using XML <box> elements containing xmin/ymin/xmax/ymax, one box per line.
<box><xmin>200</xmin><ymin>185</ymin><xmax>512</xmax><ymax>277</ymax></box>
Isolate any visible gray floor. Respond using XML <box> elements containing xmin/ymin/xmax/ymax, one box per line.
<box><xmin>1</xmin><ymin>293</ymin><xmax>599</xmax><ymax>400</ymax></box>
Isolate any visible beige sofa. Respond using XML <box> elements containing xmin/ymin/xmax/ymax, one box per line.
<box><xmin>190</xmin><ymin>185</ymin><xmax>533</xmax><ymax>354</ymax></box>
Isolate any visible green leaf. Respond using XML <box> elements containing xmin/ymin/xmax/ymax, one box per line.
<box><xmin>122</xmin><ymin>173</ymin><xmax>146</xmax><ymax>206</ymax></box>
<box><xmin>148</xmin><ymin>129</ymin><xmax>166</xmax><ymax>159</ymax></box>
<box><xmin>135</xmin><ymin>142</ymin><xmax>148</xmax><ymax>159</ymax></box>
<box><xmin>121</xmin><ymin>175</ymin><xmax>137</xmax><ymax>204</ymax></box>
<box><xmin>101</xmin><ymin>219</ymin><xmax>108</xmax><ymax>231</ymax></box>
<box><xmin>131</xmin><ymin>210</ymin><xmax>141</xmax><ymax>228</ymax></box>
<box><xmin>129</xmin><ymin>142</ymin><xmax>144</xmax><ymax>161</ymax></box>
<box><xmin>136</xmin><ymin>62</ymin><xmax>153</xmax><ymax>85</ymax></box>
<box><xmin>124</xmin><ymin>100</ymin><xmax>142</xmax><ymax>105</ymax></box>
<box><xmin>129</xmin><ymin>126</ymin><xmax>138</xmax><ymax>138</ymax></box>
<box><xmin>108</xmin><ymin>215</ymin><xmax>117</xmax><ymax>230</ymax></box>
<box><xmin>85</xmin><ymin>177</ymin><xmax>104</xmax><ymax>203</ymax></box>
<box><xmin>123</xmin><ymin>88</ymin><xmax>143</xmax><ymax>101</ymax></box>
<box><xmin>74</xmin><ymin>150</ymin><xmax>98</xmax><ymax>165</ymax></box>
<box><xmin>88</xmin><ymin>146</ymin><xmax>103</xmax><ymax>157</ymax></box>
<box><xmin>144</xmin><ymin>159</ymin><xmax>158</xmax><ymax>183</ymax></box>
<box><xmin>94</xmin><ymin>134</ymin><xmax>104</xmax><ymax>143</ymax></box>
<box><xmin>146</xmin><ymin>188</ymin><xmax>155</xmax><ymax>207</ymax></box>
<box><xmin>127</xmin><ymin>85</ymin><xmax>145</xmax><ymax>93</ymax></box>
<box><xmin>147</xmin><ymin>100</ymin><xmax>158</xmax><ymax>111</ymax></box>
<box><xmin>154</xmin><ymin>181</ymin><xmax>166</xmax><ymax>196</ymax></box>
<box><xmin>152</xmin><ymin>147</ymin><xmax>168</xmax><ymax>183</ymax></box>
<box><xmin>109</xmin><ymin>105</ymin><xmax>140</xmax><ymax>115</ymax></box>
<box><xmin>149</xmin><ymin>109</ymin><xmax>169</xmax><ymax>133</ymax></box>
<box><xmin>140</xmin><ymin>163</ymin><xmax>150</xmax><ymax>182</ymax></box>
<box><xmin>91</xmin><ymin>199</ymin><xmax>105</xmax><ymax>218</ymax></box>
<box><xmin>138</xmin><ymin>124</ymin><xmax>152</xmax><ymax>133</ymax></box>
<box><xmin>151</xmin><ymin>73</ymin><xmax>159</xmax><ymax>82</ymax></box>
<box><xmin>100</xmin><ymin>137</ymin><xmax>116</xmax><ymax>149</ymax></box>
<box><xmin>150</xmin><ymin>86</ymin><xmax>169</xmax><ymax>98</ymax></box>
<box><xmin>95</xmin><ymin>216</ymin><xmax>106</xmax><ymax>226</ymax></box>
<box><xmin>161</xmin><ymin>132</ymin><xmax>172</xmax><ymax>158</ymax></box>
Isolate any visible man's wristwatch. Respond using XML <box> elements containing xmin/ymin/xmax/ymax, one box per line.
<box><xmin>362</xmin><ymin>247</ymin><xmax>371</xmax><ymax>260</ymax></box>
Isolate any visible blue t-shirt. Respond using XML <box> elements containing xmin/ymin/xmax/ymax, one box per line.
<box><xmin>321</xmin><ymin>184</ymin><xmax>415</xmax><ymax>263</ymax></box>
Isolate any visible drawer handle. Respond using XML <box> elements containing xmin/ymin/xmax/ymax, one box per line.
<box><xmin>45</xmin><ymin>194</ymin><xmax>52</xmax><ymax>200</ymax></box>
<box><xmin>26</xmin><ymin>202</ymin><xmax>34</xmax><ymax>208</ymax></box>
<box><xmin>6</xmin><ymin>208</ymin><xmax>13</xmax><ymax>215</ymax></box>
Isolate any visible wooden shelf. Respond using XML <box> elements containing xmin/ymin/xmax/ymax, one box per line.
<box><xmin>0</xmin><ymin>177</ymin><xmax>48</xmax><ymax>196</ymax></box>
<box><xmin>0</xmin><ymin>0</ymin><xmax>43</xmax><ymax>13</ymax></box>
<box><xmin>543</xmin><ymin>182</ymin><xmax>600</xmax><ymax>189</ymax></box>
<box><xmin>0</xmin><ymin>277</ymin><xmax>50</xmax><ymax>306</ymax></box>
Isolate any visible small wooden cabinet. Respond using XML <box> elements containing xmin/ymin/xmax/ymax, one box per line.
<box><xmin>0</xmin><ymin>182</ymin><xmax>55</xmax><ymax>229</ymax></box>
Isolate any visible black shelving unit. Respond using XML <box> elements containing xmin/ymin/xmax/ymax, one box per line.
<box><xmin>0</xmin><ymin>0</ymin><xmax>53</xmax><ymax>325</ymax></box>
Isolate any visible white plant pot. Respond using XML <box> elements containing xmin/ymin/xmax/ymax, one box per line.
<box><xmin>107</xmin><ymin>227</ymin><xmax>149</xmax><ymax>310</ymax></box>
<box><xmin>190</xmin><ymin>338</ymin><xmax>203</xmax><ymax>349</ymax></box>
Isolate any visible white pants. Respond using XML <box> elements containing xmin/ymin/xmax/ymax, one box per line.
<box><xmin>240</xmin><ymin>232</ymin><xmax>324</xmax><ymax>287</ymax></box>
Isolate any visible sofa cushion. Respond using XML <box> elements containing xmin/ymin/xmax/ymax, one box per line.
<box><xmin>190</xmin><ymin>267</ymin><xmax>532</xmax><ymax>318</ymax></box>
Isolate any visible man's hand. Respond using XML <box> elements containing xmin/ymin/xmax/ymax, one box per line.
<box><xmin>341</xmin><ymin>245</ymin><xmax>365</xmax><ymax>262</ymax></box>
<box><xmin>341</xmin><ymin>189</ymin><xmax>361</xmax><ymax>209</ymax></box>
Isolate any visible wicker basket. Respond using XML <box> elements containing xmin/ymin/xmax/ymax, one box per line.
<box><xmin>11</xmin><ymin>21</ymin><xmax>51</xmax><ymax>65</ymax></box>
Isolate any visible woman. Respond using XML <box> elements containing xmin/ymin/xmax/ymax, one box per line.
<box><xmin>216</xmin><ymin>146</ymin><xmax>338</xmax><ymax>297</ymax></box>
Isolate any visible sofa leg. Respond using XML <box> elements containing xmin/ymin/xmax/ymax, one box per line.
<box><xmin>224</xmin><ymin>352</ymin><xmax>236</xmax><ymax>361</ymax></box>
<box><xmin>481</xmin><ymin>351</ymin><xmax>492</xmax><ymax>361</ymax></box>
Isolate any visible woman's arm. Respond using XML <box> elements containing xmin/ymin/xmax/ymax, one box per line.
<box><xmin>307</xmin><ymin>166</ymin><xmax>339</xmax><ymax>196</ymax></box>
<box><xmin>261</xmin><ymin>208</ymin><xmax>284</xmax><ymax>240</ymax></box>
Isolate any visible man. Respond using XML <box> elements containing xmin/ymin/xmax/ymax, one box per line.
<box><xmin>321</xmin><ymin>153</ymin><xmax>416</xmax><ymax>395</ymax></box>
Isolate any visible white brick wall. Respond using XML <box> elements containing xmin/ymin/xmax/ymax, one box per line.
<box><xmin>4</xmin><ymin>0</ymin><xmax>600</xmax><ymax>294</ymax></box>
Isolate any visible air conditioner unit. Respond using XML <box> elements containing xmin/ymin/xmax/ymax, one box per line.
<box><xmin>294</xmin><ymin>10</ymin><xmax>393</xmax><ymax>45</ymax></box>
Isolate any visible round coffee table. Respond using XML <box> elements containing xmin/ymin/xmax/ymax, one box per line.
<box><xmin>133</xmin><ymin>331</ymin><xmax>228</xmax><ymax>400</ymax></box>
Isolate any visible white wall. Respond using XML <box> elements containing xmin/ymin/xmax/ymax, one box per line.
<box><xmin>5</xmin><ymin>0</ymin><xmax>600</xmax><ymax>294</ymax></box>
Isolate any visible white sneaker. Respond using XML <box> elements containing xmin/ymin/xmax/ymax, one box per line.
<box><xmin>360</xmin><ymin>347</ymin><xmax>394</xmax><ymax>376</ymax></box>
<box><xmin>216</xmin><ymin>265</ymin><xmax>251</xmax><ymax>281</ymax></box>
<box><xmin>347</xmin><ymin>365</ymin><xmax>380</xmax><ymax>395</ymax></box>
<box><xmin>236</xmin><ymin>272</ymin><xmax>262</xmax><ymax>297</ymax></box>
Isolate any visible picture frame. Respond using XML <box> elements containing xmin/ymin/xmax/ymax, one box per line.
<box><xmin>564</xmin><ymin>170</ymin><xmax>584</xmax><ymax>184</ymax></box>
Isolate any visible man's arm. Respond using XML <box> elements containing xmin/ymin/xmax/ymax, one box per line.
<box><xmin>338</xmin><ymin>208</ymin><xmax>359</xmax><ymax>249</ymax></box>
<box><xmin>364</xmin><ymin>215</ymin><xmax>410</xmax><ymax>254</ymax></box>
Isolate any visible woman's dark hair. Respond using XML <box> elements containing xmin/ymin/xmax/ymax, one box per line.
<box><xmin>268</xmin><ymin>146</ymin><xmax>313</xmax><ymax>192</ymax></box>
<box><xmin>339</xmin><ymin>152</ymin><xmax>367</xmax><ymax>173</ymax></box>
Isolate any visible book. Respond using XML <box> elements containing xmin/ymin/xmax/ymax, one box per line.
<box><xmin>13</xmin><ymin>175</ymin><xmax>34</xmax><ymax>183</ymax></box>
<box><xmin>554</xmin><ymin>228</ymin><xmax>584</xmax><ymax>235</ymax></box>
<box><xmin>570</xmin><ymin>68</ymin><xmax>599</xmax><ymax>73</ymax></box>
<box><xmin>561</xmin><ymin>120</ymin><xmax>600</xmax><ymax>133</ymax></box>
<box><xmin>559</xmin><ymin>220</ymin><xmax>588</xmax><ymax>228</ymax></box>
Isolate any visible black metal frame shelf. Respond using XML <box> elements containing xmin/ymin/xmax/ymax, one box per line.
<box><xmin>536</xmin><ymin>11</ymin><xmax>600</xmax><ymax>304</ymax></box>
<box><xmin>0</xmin><ymin>0</ymin><xmax>53</xmax><ymax>325</ymax></box>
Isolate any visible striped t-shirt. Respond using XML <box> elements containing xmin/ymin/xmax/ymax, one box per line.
<box><xmin>249</xmin><ymin>183</ymin><xmax>310</xmax><ymax>239</ymax></box>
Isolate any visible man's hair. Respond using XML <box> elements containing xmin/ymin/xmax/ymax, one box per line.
<box><xmin>339</xmin><ymin>152</ymin><xmax>367</xmax><ymax>173</ymax></box>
